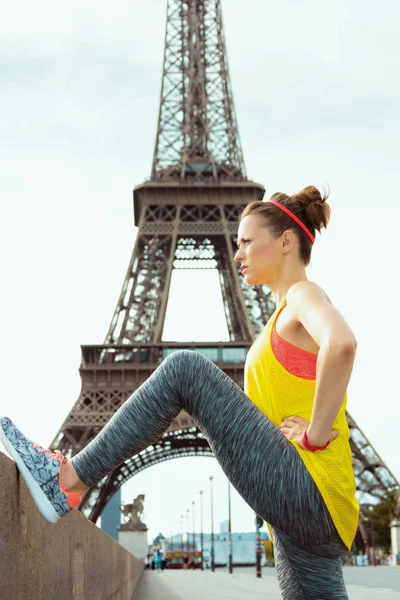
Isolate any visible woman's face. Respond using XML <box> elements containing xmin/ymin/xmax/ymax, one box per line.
<box><xmin>234</xmin><ymin>214</ymin><xmax>282</xmax><ymax>285</ymax></box>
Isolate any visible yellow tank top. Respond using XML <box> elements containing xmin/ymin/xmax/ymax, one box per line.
<box><xmin>244</xmin><ymin>296</ymin><xmax>359</xmax><ymax>550</ymax></box>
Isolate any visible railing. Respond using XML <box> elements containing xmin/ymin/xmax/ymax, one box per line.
<box><xmin>80</xmin><ymin>342</ymin><xmax>251</xmax><ymax>367</ymax></box>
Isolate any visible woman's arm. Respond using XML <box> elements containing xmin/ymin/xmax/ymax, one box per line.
<box><xmin>286</xmin><ymin>281</ymin><xmax>357</xmax><ymax>447</ymax></box>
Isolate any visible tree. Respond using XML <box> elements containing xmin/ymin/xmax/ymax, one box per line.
<box><xmin>361</xmin><ymin>490</ymin><xmax>400</xmax><ymax>552</ymax></box>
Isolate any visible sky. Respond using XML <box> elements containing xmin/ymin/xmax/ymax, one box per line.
<box><xmin>1</xmin><ymin>0</ymin><xmax>400</xmax><ymax>544</ymax></box>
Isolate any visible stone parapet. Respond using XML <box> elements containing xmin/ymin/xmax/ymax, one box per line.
<box><xmin>0</xmin><ymin>451</ymin><xmax>143</xmax><ymax>600</ymax></box>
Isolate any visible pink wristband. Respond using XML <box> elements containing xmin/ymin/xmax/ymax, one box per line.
<box><xmin>302</xmin><ymin>429</ymin><xmax>330</xmax><ymax>452</ymax></box>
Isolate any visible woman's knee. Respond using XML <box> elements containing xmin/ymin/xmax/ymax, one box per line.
<box><xmin>161</xmin><ymin>349</ymin><xmax>216</xmax><ymax>396</ymax></box>
<box><xmin>161</xmin><ymin>350</ymin><xmax>203</xmax><ymax>382</ymax></box>
<box><xmin>162</xmin><ymin>349</ymin><xmax>197</xmax><ymax>367</ymax></box>
<box><xmin>162</xmin><ymin>349</ymin><xmax>214</xmax><ymax>370</ymax></box>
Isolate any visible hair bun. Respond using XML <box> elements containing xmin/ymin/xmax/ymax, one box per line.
<box><xmin>292</xmin><ymin>185</ymin><xmax>331</xmax><ymax>232</ymax></box>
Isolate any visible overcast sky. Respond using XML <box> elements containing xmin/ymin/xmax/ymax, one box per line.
<box><xmin>1</xmin><ymin>0</ymin><xmax>400</xmax><ymax>543</ymax></box>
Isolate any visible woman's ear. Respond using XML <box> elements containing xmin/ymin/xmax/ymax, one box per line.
<box><xmin>281</xmin><ymin>230</ymin><xmax>296</xmax><ymax>252</ymax></box>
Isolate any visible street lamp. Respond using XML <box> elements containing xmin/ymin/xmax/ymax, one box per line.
<box><xmin>192</xmin><ymin>500</ymin><xmax>196</xmax><ymax>557</ymax></box>
<box><xmin>255</xmin><ymin>513</ymin><xmax>263</xmax><ymax>579</ymax></box>
<box><xmin>228</xmin><ymin>481</ymin><xmax>233</xmax><ymax>574</ymax></box>
<box><xmin>210</xmin><ymin>475</ymin><xmax>215</xmax><ymax>572</ymax></box>
<box><xmin>199</xmin><ymin>490</ymin><xmax>204</xmax><ymax>571</ymax></box>
<box><xmin>180</xmin><ymin>514</ymin><xmax>184</xmax><ymax>551</ymax></box>
<box><xmin>186</xmin><ymin>508</ymin><xmax>190</xmax><ymax>553</ymax></box>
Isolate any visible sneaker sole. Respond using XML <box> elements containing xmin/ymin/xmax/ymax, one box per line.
<box><xmin>0</xmin><ymin>422</ymin><xmax>60</xmax><ymax>524</ymax></box>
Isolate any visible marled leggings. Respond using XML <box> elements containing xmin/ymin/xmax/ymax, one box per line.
<box><xmin>72</xmin><ymin>350</ymin><xmax>348</xmax><ymax>599</ymax></box>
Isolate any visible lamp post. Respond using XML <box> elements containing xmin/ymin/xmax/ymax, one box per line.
<box><xmin>210</xmin><ymin>475</ymin><xmax>215</xmax><ymax>572</ymax></box>
<box><xmin>255</xmin><ymin>514</ymin><xmax>263</xmax><ymax>579</ymax></box>
<box><xmin>199</xmin><ymin>490</ymin><xmax>204</xmax><ymax>570</ymax></box>
<box><xmin>368</xmin><ymin>506</ymin><xmax>376</xmax><ymax>566</ymax></box>
<box><xmin>186</xmin><ymin>508</ymin><xmax>190</xmax><ymax>553</ymax></box>
<box><xmin>180</xmin><ymin>514</ymin><xmax>184</xmax><ymax>552</ymax></box>
<box><xmin>192</xmin><ymin>500</ymin><xmax>196</xmax><ymax>557</ymax></box>
<box><xmin>228</xmin><ymin>481</ymin><xmax>233</xmax><ymax>574</ymax></box>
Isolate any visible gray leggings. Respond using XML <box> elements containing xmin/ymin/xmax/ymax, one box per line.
<box><xmin>72</xmin><ymin>350</ymin><xmax>349</xmax><ymax>599</ymax></box>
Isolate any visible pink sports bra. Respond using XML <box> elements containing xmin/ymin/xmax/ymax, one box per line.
<box><xmin>271</xmin><ymin>304</ymin><xmax>317</xmax><ymax>380</ymax></box>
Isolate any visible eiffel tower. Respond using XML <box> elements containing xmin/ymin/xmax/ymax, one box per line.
<box><xmin>51</xmin><ymin>0</ymin><xmax>398</xmax><ymax>524</ymax></box>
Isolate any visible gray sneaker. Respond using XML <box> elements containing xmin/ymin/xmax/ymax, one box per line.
<box><xmin>0</xmin><ymin>416</ymin><xmax>81</xmax><ymax>523</ymax></box>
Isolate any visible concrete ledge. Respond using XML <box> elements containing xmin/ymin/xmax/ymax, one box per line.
<box><xmin>0</xmin><ymin>451</ymin><xmax>143</xmax><ymax>600</ymax></box>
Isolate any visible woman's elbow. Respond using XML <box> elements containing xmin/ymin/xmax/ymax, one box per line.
<box><xmin>342</xmin><ymin>338</ymin><xmax>357</xmax><ymax>358</ymax></box>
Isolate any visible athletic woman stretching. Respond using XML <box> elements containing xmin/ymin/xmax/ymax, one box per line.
<box><xmin>0</xmin><ymin>185</ymin><xmax>359</xmax><ymax>599</ymax></box>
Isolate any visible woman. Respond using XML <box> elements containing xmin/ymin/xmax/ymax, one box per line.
<box><xmin>0</xmin><ymin>185</ymin><xmax>358</xmax><ymax>599</ymax></box>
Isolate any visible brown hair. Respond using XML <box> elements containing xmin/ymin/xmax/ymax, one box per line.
<box><xmin>239</xmin><ymin>185</ymin><xmax>331</xmax><ymax>266</ymax></box>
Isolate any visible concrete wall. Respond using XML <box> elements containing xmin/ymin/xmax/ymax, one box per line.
<box><xmin>0</xmin><ymin>452</ymin><xmax>143</xmax><ymax>600</ymax></box>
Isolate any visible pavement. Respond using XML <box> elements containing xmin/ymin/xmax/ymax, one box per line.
<box><xmin>132</xmin><ymin>566</ymin><xmax>400</xmax><ymax>599</ymax></box>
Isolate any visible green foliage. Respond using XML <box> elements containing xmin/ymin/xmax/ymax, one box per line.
<box><xmin>361</xmin><ymin>490</ymin><xmax>399</xmax><ymax>552</ymax></box>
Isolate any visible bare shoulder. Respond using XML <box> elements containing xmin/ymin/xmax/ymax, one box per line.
<box><xmin>286</xmin><ymin>280</ymin><xmax>333</xmax><ymax>306</ymax></box>
<box><xmin>286</xmin><ymin>281</ymin><xmax>356</xmax><ymax>348</ymax></box>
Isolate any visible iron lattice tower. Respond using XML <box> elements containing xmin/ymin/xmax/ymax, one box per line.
<box><xmin>51</xmin><ymin>0</ymin><xmax>398</xmax><ymax>523</ymax></box>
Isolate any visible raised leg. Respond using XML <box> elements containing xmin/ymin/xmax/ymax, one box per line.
<box><xmin>72</xmin><ymin>350</ymin><xmax>343</xmax><ymax>549</ymax></box>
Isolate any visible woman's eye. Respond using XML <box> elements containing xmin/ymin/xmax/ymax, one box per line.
<box><xmin>236</xmin><ymin>239</ymin><xmax>250</xmax><ymax>250</ymax></box>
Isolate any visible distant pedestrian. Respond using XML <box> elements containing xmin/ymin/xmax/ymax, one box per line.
<box><xmin>154</xmin><ymin>549</ymin><xmax>162</xmax><ymax>573</ymax></box>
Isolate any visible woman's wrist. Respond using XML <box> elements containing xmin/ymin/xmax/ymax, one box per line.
<box><xmin>306</xmin><ymin>424</ymin><xmax>331</xmax><ymax>448</ymax></box>
<box><xmin>302</xmin><ymin>429</ymin><xmax>330</xmax><ymax>452</ymax></box>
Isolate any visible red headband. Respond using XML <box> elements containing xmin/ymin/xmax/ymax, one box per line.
<box><xmin>267</xmin><ymin>200</ymin><xmax>315</xmax><ymax>244</ymax></box>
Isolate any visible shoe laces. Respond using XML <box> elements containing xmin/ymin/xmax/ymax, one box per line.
<box><xmin>32</xmin><ymin>443</ymin><xmax>66</xmax><ymax>464</ymax></box>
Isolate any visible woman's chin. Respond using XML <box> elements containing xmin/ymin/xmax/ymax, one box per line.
<box><xmin>243</xmin><ymin>273</ymin><xmax>266</xmax><ymax>286</ymax></box>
